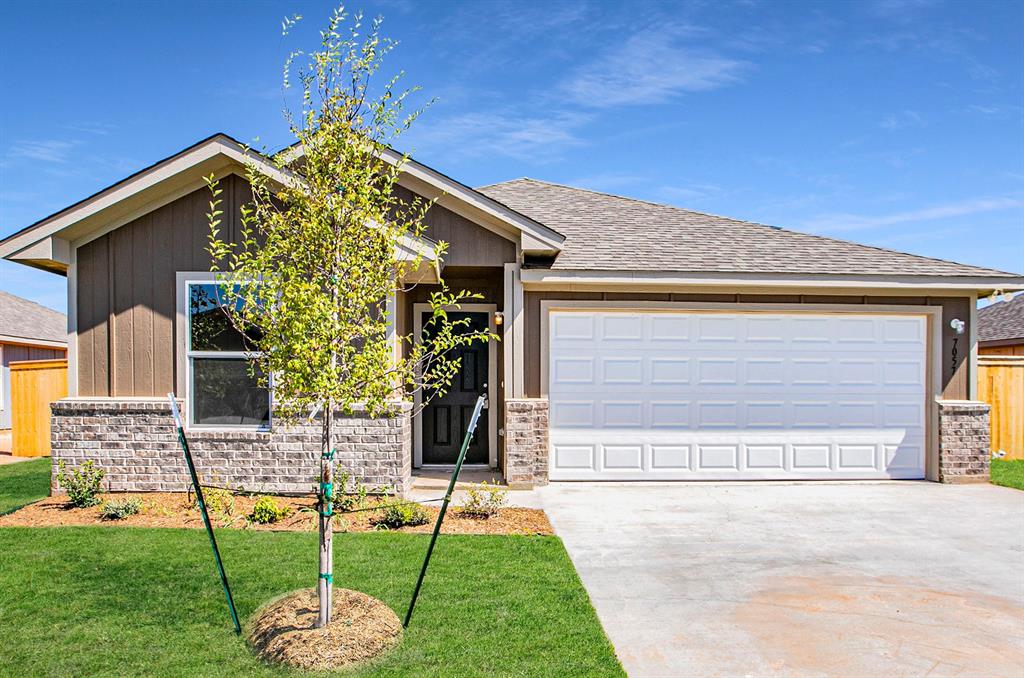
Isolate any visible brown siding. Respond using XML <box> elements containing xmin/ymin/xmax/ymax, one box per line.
<box><xmin>76</xmin><ymin>176</ymin><xmax>515</xmax><ymax>398</ymax></box>
<box><xmin>76</xmin><ymin>175</ymin><xmax>254</xmax><ymax>396</ymax></box>
<box><xmin>524</xmin><ymin>291</ymin><xmax>974</xmax><ymax>399</ymax></box>
<box><xmin>395</xmin><ymin>186</ymin><xmax>516</xmax><ymax>268</ymax></box>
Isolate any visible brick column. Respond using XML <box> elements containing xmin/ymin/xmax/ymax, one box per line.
<box><xmin>504</xmin><ymin>399</ymin><xmax>549</xmax><ymax>488</ymax></box>
<box><xmin>937</xmin><ymin>400</ymin><xmax>991</xmax><ymax>484</ymax></box>
<box><xmin>50</xmin><ymin>398</ymin><xmax>413</xmax><ymax>495</ymax></box>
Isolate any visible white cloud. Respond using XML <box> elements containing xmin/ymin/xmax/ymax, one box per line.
<box><xmin>802</xmin><ymin>196</ymin><xmax>1024</xmax><ymax>233</ymax></box>
<box><xmin>7</xmin><ymin>139</ymin><xmax>78</xmax><ymax>164</ymax></box>
<box><xmin>410</xmin><ymin>110</ymin><xmax>590</xmax><ymax>161</ymax></box>
<box><xmin>880</xmin><ymin>110</ymin><xmax>924</xmax><ymax>130</ymax></box>
<box><xmin>562</xmin><ymin>28</ymin><xmax>748</xmax><ymax>108</ymax></box>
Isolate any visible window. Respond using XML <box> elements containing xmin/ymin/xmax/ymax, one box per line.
<box><xmin>185</xmin><ymin>279</ymin><xmax>270</xmax><ymax>430</ymax></box>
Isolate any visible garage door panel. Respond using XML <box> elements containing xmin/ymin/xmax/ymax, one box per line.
<box><xmin>549</xmin><ymin>310</ymin><xmax>928</xmax><ymax>481</ymax></box>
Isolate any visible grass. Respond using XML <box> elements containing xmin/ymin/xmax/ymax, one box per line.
<box><xmin>991</xmin><ymin>458</ymin><xmax>1024</xmax><ymax>491</ymax></box>
<box><xmin>0</xmin><ymin>528</ymin><xmax>621</xmax><ymax>676</ymax></box>
<box><xmin>0</xmin><ymin>457</ymin><xmax>51</xmax><ymax>514</ymax></box>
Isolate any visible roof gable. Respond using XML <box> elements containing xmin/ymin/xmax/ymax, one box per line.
<box><xmin>0</xmin><ymin>135</ymin><xmax>564</xmax><ymax>274</ymax></box>
<box><xmin>478</xmin><ymin>178</ymin><xmax>1022</xmax><ymax>282</ymax></box>
<box><xmin>0</xmin><ymin>134</ymin><xmax>294</xmax><ymax>273</ymax></box>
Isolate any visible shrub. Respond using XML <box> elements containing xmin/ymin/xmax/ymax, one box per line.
<box><xmin>99</xmin><ymin>497</ymin><xmax>143</xmax><ymax>521</ymax></box>
<box><xmin>333</xmin><ymin>475</ymin><xmax>369</xmax><ymax>513</ymax></box>
<box><xmin>194</xmin><ymin>486</ymin><xmax>235</xmax><ymax>516</ymax></box>
<box><xmin>56</xmin><ymin>460</ymin><xmax>105</xmax><ymax>508</ymax></box>
<box><xmin>249</xmin><ymin>496</ymin><xmax>291</xmax><ymax>525</ymax></box>
<box><xmin>456</xmin><ymin>480</ymin><xmax>508</xmax><ymax>519</ymax></box>
<box><xmin>372</xmin><ymin>501</ymin><xmax>429</xmax><ymax>529</ymax></box>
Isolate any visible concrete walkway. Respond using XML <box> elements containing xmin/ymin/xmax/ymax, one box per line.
<box><xmin>537</xmin><ymin>482</ymin><xmax>1024</xmax><ymax>677</ymax></box>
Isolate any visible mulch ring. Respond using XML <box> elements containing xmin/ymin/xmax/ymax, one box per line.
<box><xmin>248</xmin><ymin>588</ymin><xmax>402</xmax><ymax>672</ymax></box>
<box><xmin>0</xmin><ymin>492</ymin><xmax>553</xmax><ymax>535</ymax></box>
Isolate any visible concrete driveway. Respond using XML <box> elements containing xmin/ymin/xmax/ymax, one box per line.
<box><xmin>537</xmin><ymin>482</ymin><xmax>1024</xmax><ymax>677</ymax></box>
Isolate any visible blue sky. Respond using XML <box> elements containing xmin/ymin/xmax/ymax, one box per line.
<box><xmin>1</xmin><ymin>0</ymin><xmax>1021</xmax><ymax>313</ymax></box>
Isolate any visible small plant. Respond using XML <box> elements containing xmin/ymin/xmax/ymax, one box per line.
<box><xmin>249</xmin><ymin>496</ymin><xmax>292</xmax><ymax>525</ymax></box>
<box><xmin>456</xmin><ymin>480</ymin><xmax>508</xmax><ymax>519</ymax></box>
<box><xmin>334</xmin><ymin>481</ymin><xmax>369</xmax><ymax>512</ymax></box>
<box><xmin>99</xmin><ymin>497</ymin><xmax>143</xmax><ymax>521</ymax></box>
<box><xmin>56</xmin><ymin>460</ymin><xmax>105</xmax><ymax>508</ymax></box>
<box><xmin>372</xmin><ymin>501</ymin><xmax>429</xmax><ymax>529</ymax></box>
<box><xmin>193</xmin><ymin>486</ymin><xmax>235</xmax><ymax>516</ymax></box>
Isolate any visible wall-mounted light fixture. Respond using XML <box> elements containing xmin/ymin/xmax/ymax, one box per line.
<box><xmin>950</xmin><ymin>318</ymin><xmax>965</xmax><ymax>335</ymax></box>
<box><xmin>494</xmin><ymin>312</ymin><xmax>504</xmax><ymax>327</ymax></box>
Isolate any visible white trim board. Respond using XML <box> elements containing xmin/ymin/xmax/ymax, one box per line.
<box><xmin>0</xmin><ymin>335</ymin><xmax>67</xmax><ymax>350</ymax></box>
<box><xmin>521</xmin><ymin>269</ymin><xmax>1024</xmax><ymax>294</ymax></box>
<box><xmin>412</xmin><ymin>302</ymin><xmax>498</xmax><ymax>469</ymax></box>
<box><xmin>0</xmin><ymin>135</ymin><xmax>298</xmax><ymax>266</ymax></box>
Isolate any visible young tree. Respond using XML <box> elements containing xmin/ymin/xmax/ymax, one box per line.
<box><xmin>205</xmin><ymin>6</ymin><xmax>491</xmax><ymax>628</ymax></box>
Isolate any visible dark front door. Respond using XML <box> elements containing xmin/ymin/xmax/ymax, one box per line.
<box><xmin>422</xmin><ymin>311</ymin><xmax>489</xmax><ymax>465</ymax></box>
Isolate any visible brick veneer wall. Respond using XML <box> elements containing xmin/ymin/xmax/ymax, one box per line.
<box><xmin>50</xmin><ymin>399</ymin><xmax>413</xmax><ymax>496</ymax></box>
<box><xmin>937</xmin><ymin>400</ymin><xmax>991</xmax><ymax>484</ymax></box>
<box><xmin>504</xmin><ymin>399</ymin><xmax>549</xmax><ymax>488</ymax></box>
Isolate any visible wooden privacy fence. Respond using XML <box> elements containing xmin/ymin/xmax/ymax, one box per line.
<box><xmin>10</xmin><ymin>359</ymin><xmax>68</xmax><ymax>457</ymax></box>
<box><xmin>978</xmin><ymin>356</ymin><xmax>1024</xmax><ymax>460</ymax></box>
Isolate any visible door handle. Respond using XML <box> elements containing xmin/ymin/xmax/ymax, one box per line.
<box><xmin>481</xmin><ymin>383</ymin><xmax>488</xmax><ymax>409</ymax></box>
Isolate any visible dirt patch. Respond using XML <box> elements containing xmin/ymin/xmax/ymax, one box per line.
<box><xmin>249</xmin><ymin>588</ymin><xmax>402</xmax><ymax>671</ymax></box>
<box><xmin>733</xmin><ymin>574</ymin><xmax>1024</xmax><ymax>676</ymax></box>
<box><xmin>0</xmin><ymin>492</ymin><xmax>553</xmax><ymax>535</ymax></box>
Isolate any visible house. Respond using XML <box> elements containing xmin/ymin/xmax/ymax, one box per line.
<box><xmin>977</xmin><ymin>293</ymin><xmax>1024</xmax><ymax>459</ymax></box>
<box><xmin>1</xmin><ymin>133</ymin><xmax>1021</xmax><ymax>493</ymax></box>
<box><xmin>978</xmin><ymin>293</ymin><xmax>1024</xmax><ymax>355</ymax></box>
<box><xmin>0</xmin><ymin>290</ymin><xmax>67</xmax><ymax>431</ymax></box>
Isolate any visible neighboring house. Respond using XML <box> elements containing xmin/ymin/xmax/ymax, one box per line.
<box><xmin>978</xmin><ymin>294</ymin><xmax>1024</xmax><ymax>355</ymax></box>
<box><xmin>0</xmin><ymin>291</ymin><xmax>67</xmax><ymax>429</ymax></box>
<box><xmin>1</xmin><ymin>133</ymin><xmax>1021</xmax><ymax>493</ymax></box>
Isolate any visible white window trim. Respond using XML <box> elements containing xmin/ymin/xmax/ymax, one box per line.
<box><xmin>175</xmin><ymin>271</ymin><xmax>271</xmax><ymax>431</ymax></box>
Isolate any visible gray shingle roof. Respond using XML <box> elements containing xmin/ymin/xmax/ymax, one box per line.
<box><xmin>477</xmin><ymin>178</ymin><xmax>1020</xmax><ymax>278</ymax></box>
<box><xmin>0</xmin><ymin>291</ymin><xmax>66</xmax><ymax>344</ymax></box>
<box><xmin>978</xmin><ymin>294</ymin><xmax>1024</xmax><ymax>343</ymax></box>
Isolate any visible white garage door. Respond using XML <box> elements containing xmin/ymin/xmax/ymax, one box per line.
<box><xmin>548</xmin><ymin>310</ymin><xmax>928</xmax><ymax>480</ymax></box>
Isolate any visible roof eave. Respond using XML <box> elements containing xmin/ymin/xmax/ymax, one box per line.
<box><xmin>283</xmin><ymin>143</ymin><xmax>565</xmax><ymax>254</ymax></box>
<box><xmin>0</xmin><ymin>134</ymin><xmax>295</xmax><ymax>271</ymax></box>
<box><xmin>520</xmin><ymin>269</ymin><xmax>1024</xmax><ymax>294</ymax></box>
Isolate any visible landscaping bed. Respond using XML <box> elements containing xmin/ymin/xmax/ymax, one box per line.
<box><xmin>0</xmin><ymin>491</ymin><xmax>553</xmax><ymax>535</ymax></box>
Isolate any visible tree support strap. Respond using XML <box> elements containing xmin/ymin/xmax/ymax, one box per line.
<box><xmin>403</xmin><ymin>394</ymin><xmax>486</xmax><ymax>628</ymax></box>
<box><xmin>319</xmin><ymin>572</ymin><xmax>333</xmax><ymax>584</ymax></box>
<box><xmin>167</xmin><ymin>393</ymin><xmax>242</xmax><ymax>635</ymax></box>
<box><xmin>319</xmin><ymin>449</ymin><xmax>337</xmax><ymax>517</ymax></box>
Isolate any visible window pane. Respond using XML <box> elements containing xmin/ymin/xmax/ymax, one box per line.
<box><xmin>189</xmin><ymin>283</ymin><xmax>261</xmax><ymax>351</ymax></box>
<box><xmin>192</xmin><ymin>358</ymin><xmax>270</xmax><ymax>427</ymax></box>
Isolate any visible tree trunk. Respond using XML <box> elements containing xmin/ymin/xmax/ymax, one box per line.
<box><xmin>317</xmin><ymin>400</ymin><xmax>334</xmax><ymax>628</ymax></box>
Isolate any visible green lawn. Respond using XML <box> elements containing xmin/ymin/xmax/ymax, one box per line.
<box><xmin>991</xmin><ymin>458</ymin><xmax>1024</xmax><ymax>491</ymax></box>
<box><xmin>0</xmin><ymin>457</ymin><xmax>51</xmax><ymax>514</ymax></box>
<box><xmin>0</xmin><ymin>528</ymin><xmax>621</xmax><ymax>677</ymax></box>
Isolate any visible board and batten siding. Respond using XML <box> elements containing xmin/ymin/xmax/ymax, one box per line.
<box><xmin>523</xmin><ymin>291</ymin><xmax>973</xmax><ymax>400</ymax></box>
<box><xmin>76</xmin><ymin>174</ymin><xmax>252</xmax><ymax>397</ymax></box>
<box><xmin>393</xmin><ymin>186</ymin><xmax>516</xmax><ymax>268</ymax></box>
<box><xmin>75</xmin><ymin>176</ymin><xmax>519</xmax><ymax>397</ymax></box>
